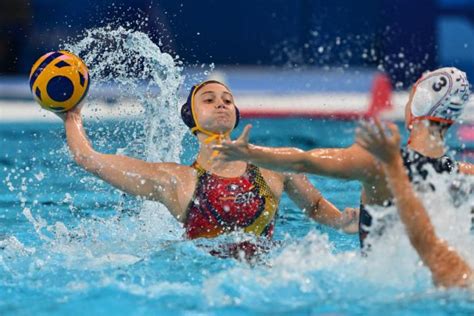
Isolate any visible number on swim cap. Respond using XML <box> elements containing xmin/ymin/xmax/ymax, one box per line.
<box><xmin>411</xmin><ymin>67</ymin><xmax>470</xmax><ymax>122</ymax></box>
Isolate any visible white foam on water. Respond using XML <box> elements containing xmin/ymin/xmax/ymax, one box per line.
<box><xmin>22</xmin><ymin>207</ymin><xmax>52</xmax><ymax>242</ymax></box>
<box><xmin>202</xmin><ymin>168</ymin><xmax>474</xmax><ymax>308</ymax></box>
<box><xmin>0</xmin><ymin>236</ymin><xmax>36</xmax><ymax>258</ymax></box>
<box><xmin>99</xmin><ymin>277</ymin><xmax>198</xmax><ymax>299</ymax></box>
<box><xmin>3</xmin><ymin>26</ymin><xmax>474</xmax><ymax>312</ymax></box>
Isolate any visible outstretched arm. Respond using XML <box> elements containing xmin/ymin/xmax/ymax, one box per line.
<box><xmin>62</xmin><ymin>106</ymin><xmax>188</xmax><ymax>219</ymax></box>
<box><xmin>284</xmin><ymin>174</ymin><xmax>359</xmax><ymax>233</ymax></box>
<box><xmin>215</xmin><ymin>125</ymin><xmax>379</xmax><ymax>181</ymax></box>
<box><xmin>357</xmin><ymin>119</ymin><xmax>472</xmax><ymax>288</ymax></box>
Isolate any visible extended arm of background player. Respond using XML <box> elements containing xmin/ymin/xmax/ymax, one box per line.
<box><xmin>214</xmin><ymin>124</ymin><xmax>379</xmax><ymax>181</ymax></box>
<box><xmin>384</xmin><ymin>155</ymin><xmax>472</xmax><ymax>288</ymax></box>
<box><xmin>63</xmin><ymin>109</ymin><xmax>188</xmax><ymax>219</ymax></box>
<box><xmin>283</xmin><ymin>173</ymin><xmax>359</xmax><ymax>233</ymax></box>
<box><xmin>245</xmin><ymin>144</ymin><xmax>380</xmax><ymax>182</ymax></box>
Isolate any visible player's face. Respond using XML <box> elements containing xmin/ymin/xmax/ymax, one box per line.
<box><xmin>193</xmin><ymin>83</ymin><xmax>237</xmax><ymax>134</ymax></box>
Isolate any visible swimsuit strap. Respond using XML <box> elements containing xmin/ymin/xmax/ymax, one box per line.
<box><xmin>242</xmin><ymin>164</ymin><xmax>278</xmax><ymax>236</ymax></box>
<box><xmin>247</xmin><ymin>164</ymin><xmax>275</xmax><ymax>200</ymax></box>
<box><xmin>191</xmin><ymin>161</ymin><xmax>208</xmax><ymax>178</ymax></box>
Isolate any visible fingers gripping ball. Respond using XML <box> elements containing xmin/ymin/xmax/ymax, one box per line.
<box><xmin>29</xmin><ymin>51</ymin><xmax>90</xmax><ymax>112</ymax></box>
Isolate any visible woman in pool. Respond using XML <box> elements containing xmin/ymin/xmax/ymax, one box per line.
<box><xmin>213</xmin><ymin>67</ymin><xmax>474</xmax><ymax>248</ymax></box>
<box><xmin>357</xmin><ymin>119</ymin><xmax>473</xmax><ymax>288</ymax></box>
<box><xmin>60</xmin><ymin>80</ymin><xmax>358</xmax><ymax>256</ymax></box>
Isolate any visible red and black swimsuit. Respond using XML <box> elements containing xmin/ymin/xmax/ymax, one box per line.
<box><xmin>184</xmin><ymin>161</ymin><xmax>279</xmax><ymax>240</ymax></box>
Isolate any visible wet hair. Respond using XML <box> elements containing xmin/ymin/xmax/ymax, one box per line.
<box><xmin>180</xmin><ymin>80</ymin><xmax>240</xmax><ymax>133</ymax></box>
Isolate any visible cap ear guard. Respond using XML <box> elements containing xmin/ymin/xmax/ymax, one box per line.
<box><xmin>180</xmin><ymin>85</ymin><xmax>198</xmax><ymax>131</ymax></box>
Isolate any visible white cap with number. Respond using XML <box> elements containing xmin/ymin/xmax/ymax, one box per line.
<box><xmin>411</xmin><ymin>67</ymin><xmax>470</xmax><ymax>123</ymax></box>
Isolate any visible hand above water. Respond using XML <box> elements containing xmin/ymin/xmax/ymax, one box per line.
<box><xmin>55</xmin><ymin>100</ymin><xmax>84</xmax><ymax>122</ymax></box>
<box><xmin>340</xmin><ymin>207</ymin><xmax>360</xmax><ymax>234</ymax></box>
<box><xmin>355</xmin><ymin>118</ymin><xmax>401</xmax><ymax>166</ymax></box>
<box><xmin>213</xmin><ymin>124</ymin><xmax>253</xmax><ymax>162</ymax></box>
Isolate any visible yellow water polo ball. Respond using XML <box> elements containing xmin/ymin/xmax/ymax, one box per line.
<box><xmin>29</xmin><ymin>50</ymin><xmax>90</xmax><ymax>112</ymax></box>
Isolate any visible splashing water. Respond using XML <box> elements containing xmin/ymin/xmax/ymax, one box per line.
<box><xmin>63</xmin><ymin>26</ymin><xmax>185</xmax><ymax>163</ymax></box>
<box><xmin>2</xmin><ymin>119</ymin><xmax>474</xmax><ymax>313</ymax></box>
<box><xmin>2</xmin><ymin>27</ymin><xmax>474</xmax><ymax>314</ymax></box>
<box><xmin>3</xmin><ymin>27</ymin><xmax>188</xmax><ymax>274</ymax></box>
<box><xmin>200</xmin><ymin>168</ymin><xmax>474</xmax><ymax>312</ymax></box>
<box><xmin>64</xmin><ymin>26</ymin><xmax>187</xmax><ymax>242</ymax></box>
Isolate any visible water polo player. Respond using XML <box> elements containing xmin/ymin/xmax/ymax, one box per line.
<box><xmin>213</xmin><ymin>67</ymin><xmax>474</xmax><ymax>249</ymax></box>
<box><xmin>60</xmin><ymin>80</ymin><xmax>359</xmax><ymax>257</ymax></box>
<box><xmin>357</xmin><ymin>118</ymin><xmax>473</xmax><ymax>288</ymax></box>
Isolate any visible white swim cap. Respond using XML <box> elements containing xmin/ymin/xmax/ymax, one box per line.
<box><xmin>410</xmin><ymin>67</ymin><xmax>470</xmax><ymax>124</ymax></box>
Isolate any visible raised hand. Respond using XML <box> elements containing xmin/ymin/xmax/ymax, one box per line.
<box><xmin>213</xmin><ymin>124</ymin><xmax>253</xmax><ymax>162</ymax></box>
<box><xmin>56</xmin><ymin>100</ymin><xmax>84</xmax><ymax>121</ymax></box>
<box><xmin>355</xmin><ymin>118</ymin><xmax>401</xmax><ymax>165</ymax></box>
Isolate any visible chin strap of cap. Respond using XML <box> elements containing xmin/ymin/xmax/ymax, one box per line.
<box><xmin>409</xmin><ymin>116</ymin><xmax>454</xmax><ymax>127</ymax></box>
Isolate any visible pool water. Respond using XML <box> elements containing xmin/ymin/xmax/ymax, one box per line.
<box><xmin>1</xmin><ymin>118</ymin><xmax>473</xmax><ymax>315</ymax></box>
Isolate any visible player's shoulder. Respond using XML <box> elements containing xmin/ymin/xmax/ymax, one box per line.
<box><xmin>148</xmin><ymin>162</ymin><xmax>195</xmax><ymax>177</ymax></box>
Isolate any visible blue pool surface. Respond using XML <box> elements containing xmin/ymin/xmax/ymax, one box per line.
<box><xmin>0</xmin><ymin>118</ymin><xmax>473</xmax><ymax>315</ymax></box>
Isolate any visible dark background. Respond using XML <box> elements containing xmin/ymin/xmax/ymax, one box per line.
<box><xmin>1</xmin><ymin>0</ymin><xmax>474</xmax><ymax>88</ymax></box>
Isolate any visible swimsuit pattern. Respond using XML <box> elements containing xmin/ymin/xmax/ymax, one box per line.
<box><xmin>184</xmin><ymin>162</ymin><xmax>278</xmax><ymax>239</ymax></box>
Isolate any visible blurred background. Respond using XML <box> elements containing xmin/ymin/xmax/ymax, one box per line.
<box><xmin>1</xmin><ymin>0</ymin><xmax>474</xmax><ymax>122</ymax></box>
<box><xmin>2</xmin><ymin>2</ymin><xmax>474</xmax><ymax>314</ymax></box>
